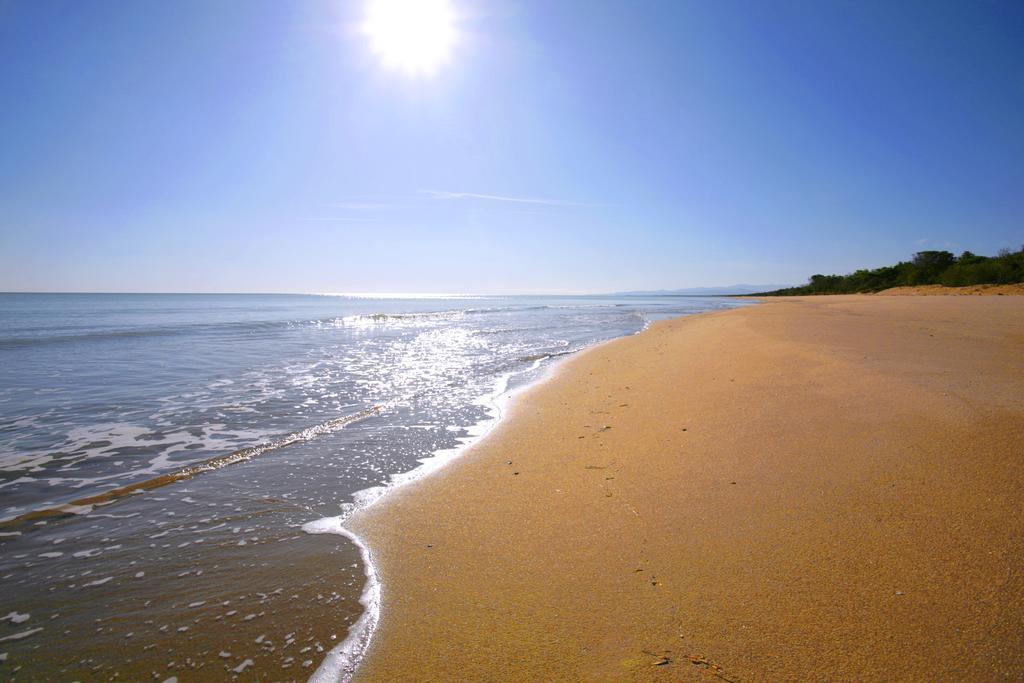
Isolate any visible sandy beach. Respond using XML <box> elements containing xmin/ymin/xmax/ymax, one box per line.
<box><xmin>349</xmin><ymin>295</ymin><xmax>1024</xmax><ymax>681</ymax></box>
<box><xmin>876</xmin><ymin>283</ymin><xmax>1024</xmax><ymax>296</ymax></box>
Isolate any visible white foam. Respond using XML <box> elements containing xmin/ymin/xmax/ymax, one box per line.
<box><xmin>0</xmin><ymin>627</ymin><xmax>43</xmax><ymax>643</ymax></box>
<box><xmin>302</xmin><ymin>358</ymin><xmax>572</xmax><ymax>682</ymax></box>
<box><xmin>303</xmin><ymin>518</ymin><xmax>380</xmax><ymax>683</ymax></box>
<box><xmin>232</xmin><ymin>658</ymin><xmax>254</xmax><ymax>673</ymax></box>
<box><xmin>83</xmin><ymin>576</ymin><xmax>113</xmax><ymax>587</ymax></box>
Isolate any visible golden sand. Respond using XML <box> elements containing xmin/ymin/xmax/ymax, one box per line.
<box><xmin>876</xmin><ymin>283</ymin><xmax>1024</xmax><ymax>296</ymax></box>
<box><xmin>349</xmin><ymin>296</ymin><xmax>1024</xmax><ymax>680</ymax></box>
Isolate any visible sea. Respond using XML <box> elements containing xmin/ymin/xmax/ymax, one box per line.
<box><xmin>0</xmin><ymin>292</ymin><xmax>747</xmax><ymax>680</ymax></box>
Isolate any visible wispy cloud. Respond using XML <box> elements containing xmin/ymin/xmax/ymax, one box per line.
<box><xmin>299</xmin><ymin>200</ymin><xmax>392</xmax><ymax>223</ymax></box>
<box><xmin>326</xmin><ymin>202</ymin><xmax>393</xmax><ymax>211</ymax></box>
<box><xmin>420</xmin><ymin>190</ymin><xmax>585</xmax><ymax>206</ymax></box>
<box><xmin>299</xmin><ymin>217</ymin><xmax>375</xmax><ymax>223</ymax></box>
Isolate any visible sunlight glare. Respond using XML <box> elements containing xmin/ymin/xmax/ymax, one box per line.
<box><xmin>362</xmin><ymin>0</ymin><xmax>457</xmax><ymax>76</ymax></box>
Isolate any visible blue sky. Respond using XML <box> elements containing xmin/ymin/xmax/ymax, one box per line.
<box><xmin>1</xmin><ymin>0</ymin><xmax>1021</xmax><ymax>293</ymax></box>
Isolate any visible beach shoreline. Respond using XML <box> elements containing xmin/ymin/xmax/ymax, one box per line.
<box><xmin>307</xmin><ymin>318</ymin><xmax>666</xmax><ymax>680</ymax></box>
<box><xmin>0</xmin><ymin>294</ymin><xmax>746</xmax><ymax>680</ymax></box>
<box><xmin>347</xmin><ymin>295</ymin><xmax>1024</xmax><ymax>681</ymax></box>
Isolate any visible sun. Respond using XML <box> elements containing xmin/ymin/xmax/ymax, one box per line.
<box><xmin>362</xmin><ymin>0</ymin><xmax>457</xmax><ymax>76</ymax></box>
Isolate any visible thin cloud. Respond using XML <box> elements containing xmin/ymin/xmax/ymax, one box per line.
<box><xmin>420</xmin><ymin>190</ymin><xmax>585</xmax><ymax>206</ymax></box>
<box><xmin>326</xmin><ymin>202</ymin><xmax>393</xmax><ymax>211</ymax></box>
<box><xmin>300</xmin><ymin>200</ymin><xmax>393</xmax><ymax>222</ymax></box>
<box><xmin>299</xmin><ymin>217</ymin><xmax>375</xmax><ymax>223</ymax></box>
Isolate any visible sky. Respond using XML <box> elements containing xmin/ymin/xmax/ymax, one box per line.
<box><xmin>0</xmin><ymin>0</ymin><xmax>1022</xmax><ymax>294</ymax></box>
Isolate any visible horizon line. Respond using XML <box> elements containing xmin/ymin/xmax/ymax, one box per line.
<box><xmin>0</xmin><ymin>285</ymin><xmax>786</xmax><ymax>297</ymax></box>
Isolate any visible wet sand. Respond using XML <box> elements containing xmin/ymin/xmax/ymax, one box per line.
<box><xmin>349</xmin><ymin>295</ymin><xmax>1024</xmax><ymax>681</ymax></box>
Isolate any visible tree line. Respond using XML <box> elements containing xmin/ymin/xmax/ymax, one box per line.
<box><xmin>756</xmin><ymin>247</ymin><xmax>1024</xmax><ymax>295</ymax></box>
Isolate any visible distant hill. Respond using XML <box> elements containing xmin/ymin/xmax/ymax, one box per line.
<box><xmin>614</xmin><ymin>284</ymin><xmax>794</xmax><ymax>296</ymax></box>
<box><xmin>755</xmin><ymin>247</ymin><xmax>1024</xmax><ymax>296</ymax></box>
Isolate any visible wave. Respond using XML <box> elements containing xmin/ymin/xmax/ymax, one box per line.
<box><xmin>0</xmin><ymin>307</ymin><xmax>520</xmax><ymax>348</ymax></box>
<box><xmin>0</xmin><ymin>303</ymin><xmax>644</xmax><ymax>349</ymax></box>
<box><xmin>337</xmin><ymin>310</ymin><xmax>464</xmax><ymax>324</ymax></box>
<box><xmin>0</xmin><ymin>327</ymin><xmax>189</xmax><ymax>349</ymax></box>
<box><xmin>517</xmin><ymin>350</ymin><xmax>575</xmax><ymax>363</ymax></box>
<box><xmin>337</xmin><ymin>305</ymin><xmax>556</xmax><ymax>325</ymax></box>
<box><xmin>0</xmin><ymin>406</ymin><xmax>382</xmax><ymax>529</ymax></box>
<box><xmin>0</xmin><ymin>318</ymin><xmax>298</xmax><ymax>350</ymax></box>
<box><xmin>0</xmin><ymin>310</ymin><xmax>464</xmax><ymax>348</ymax></box>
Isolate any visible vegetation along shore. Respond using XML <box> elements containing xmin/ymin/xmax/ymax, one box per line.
<box><xmin>757</xmin><ymin>247</ymin><xmax>1024</xmax><ymax>295</ymax></box>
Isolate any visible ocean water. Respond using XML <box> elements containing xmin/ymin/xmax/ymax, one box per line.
<box><xmin>0</xmin><ymin>293</ymin><xmax>745</xmax><ymax>680</ymax></box>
